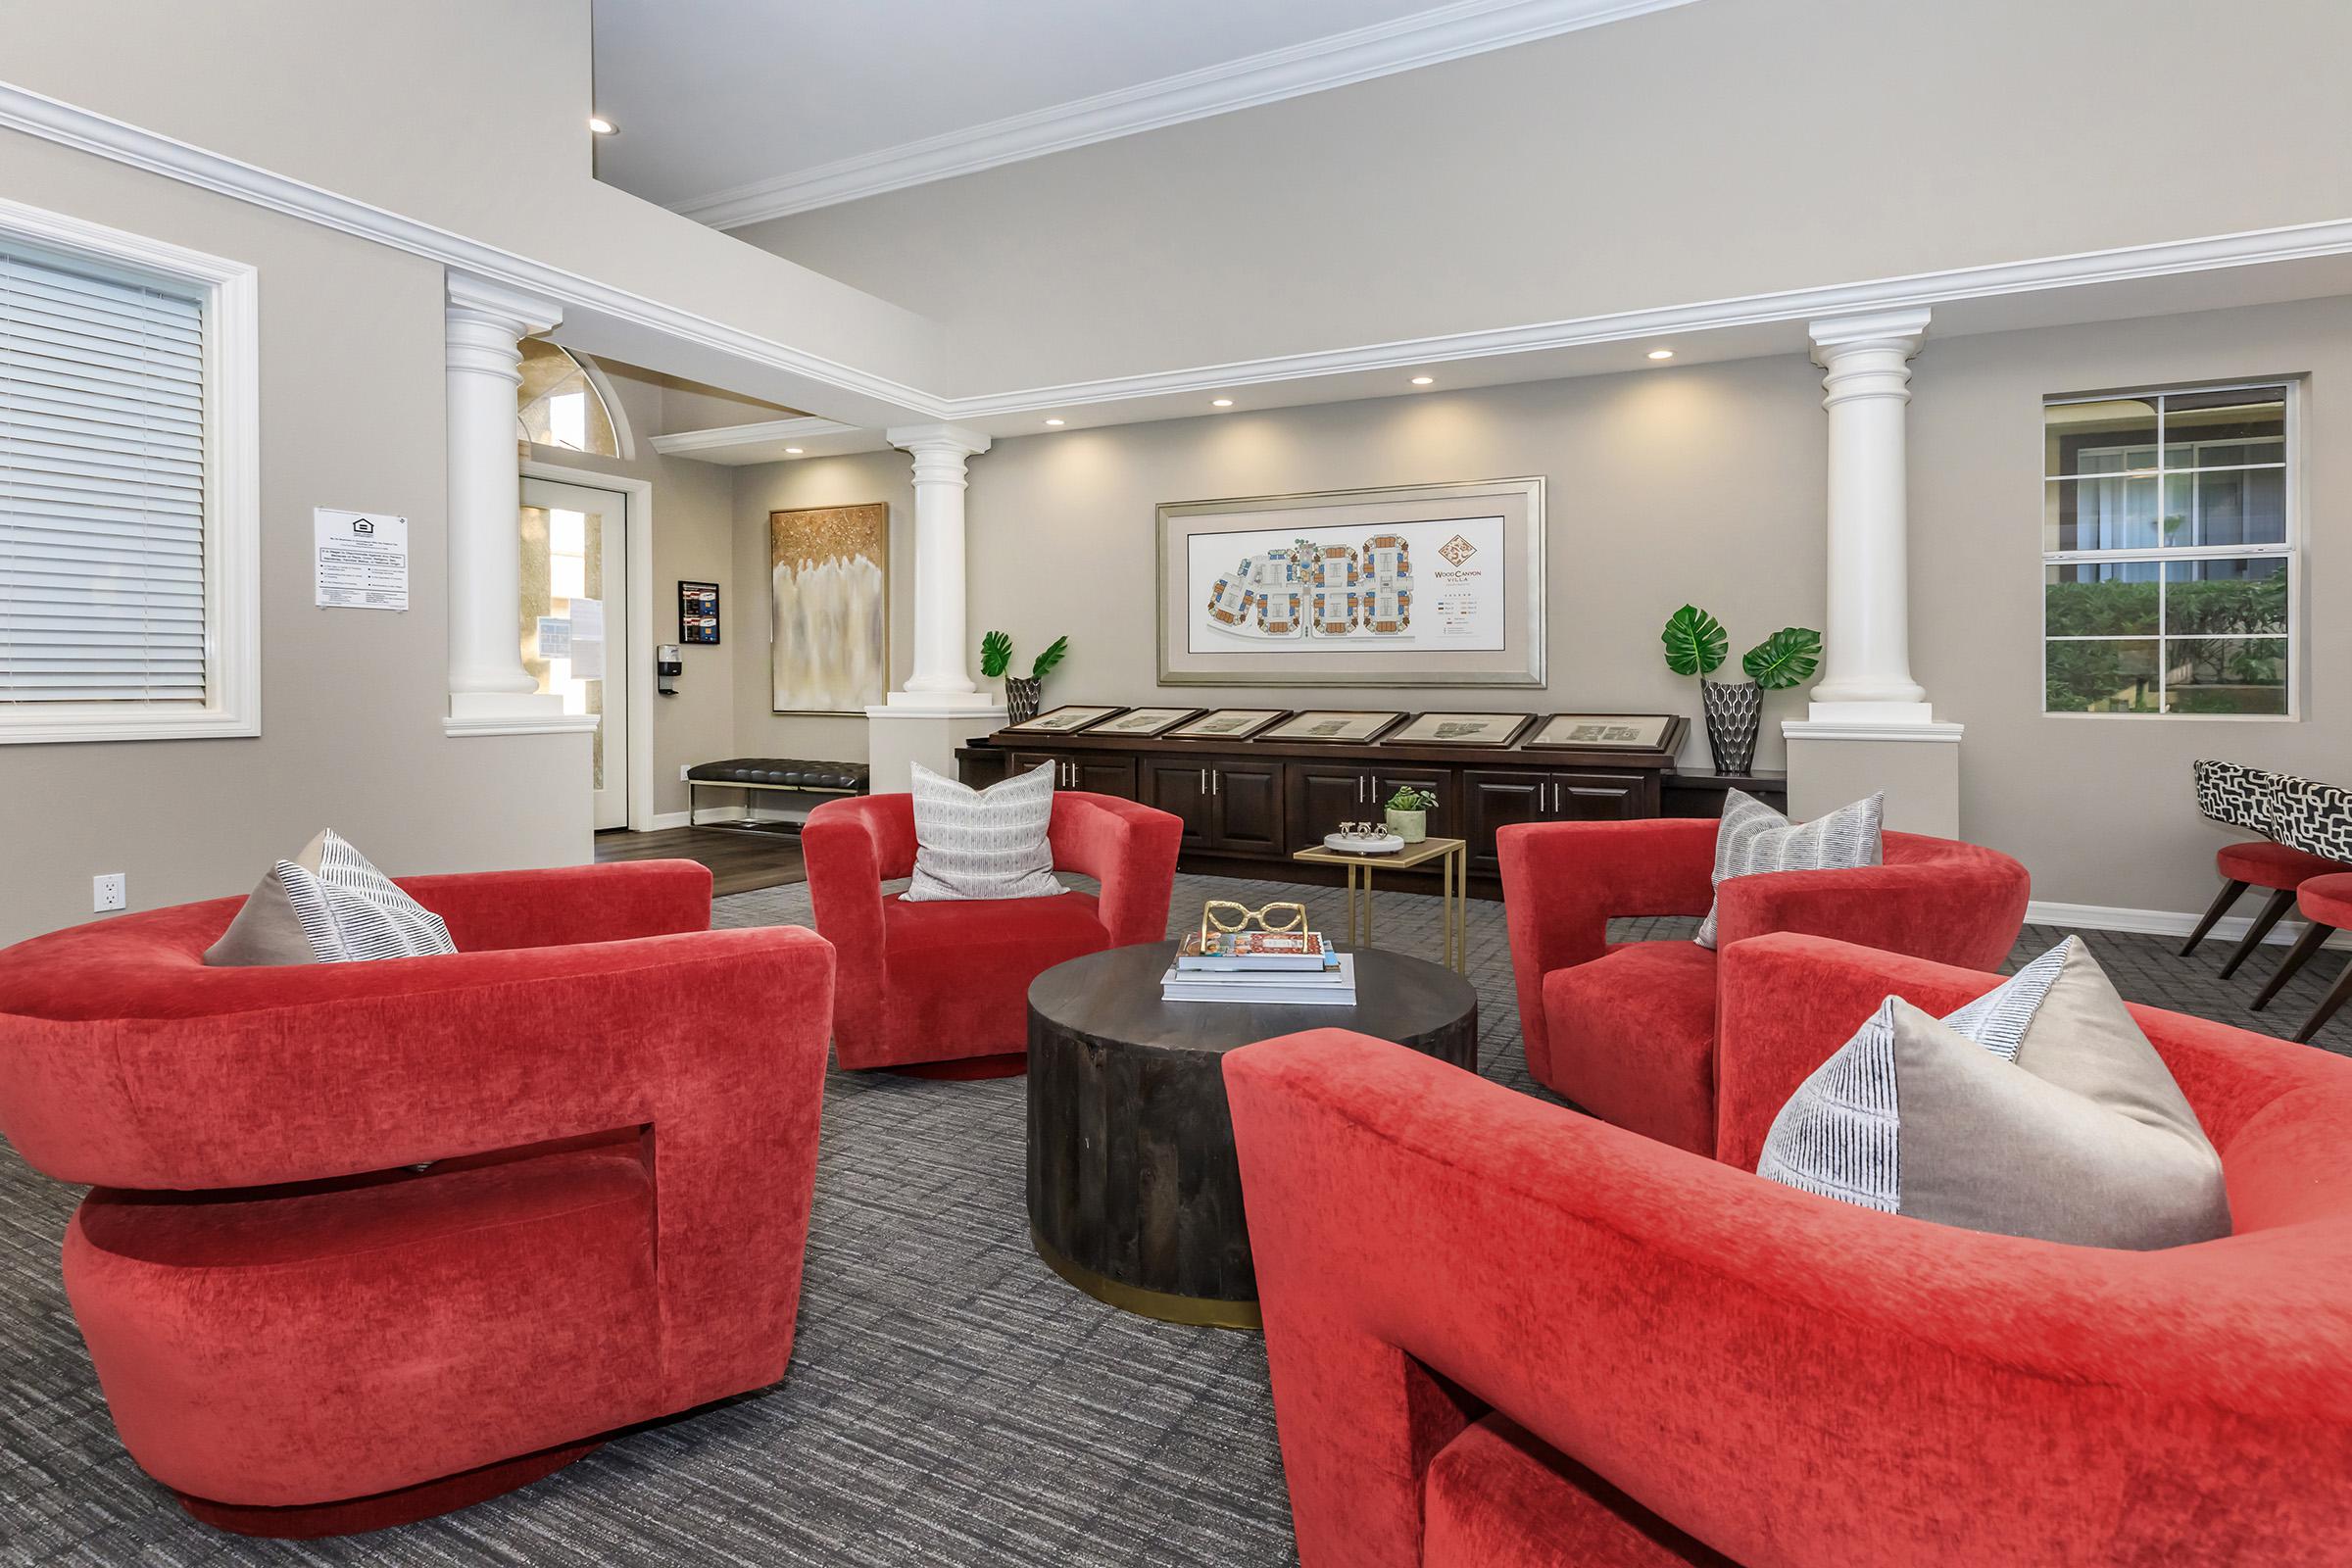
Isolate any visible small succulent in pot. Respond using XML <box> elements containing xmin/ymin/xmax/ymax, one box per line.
<box><xmin>1384</xmin><ymin>783</ymin><xmax>1438</xmax><ymax>844</ymax></box>
<box><xmin>1660</xmin><ymin>605</ymin><xmax>1822</xmax><ymax>776</ymax></box>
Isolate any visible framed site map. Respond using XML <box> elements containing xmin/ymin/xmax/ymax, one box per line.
<box><xmin>1157</xmin><ymin>477</ymin><xmax>1545</xmax><ymax>688</ymax></box>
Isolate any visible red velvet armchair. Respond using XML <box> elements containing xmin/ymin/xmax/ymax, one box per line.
<box><xmin>1498</xmin><ymin>817</ymin><xmax>2029</xmax><ymax>1154</ymax></box>
<box><xmin>1225</xmin><ymin>934</ymin><xmax>2352</xmax><ymax>1568</ymax></box>
<box><xmin>0</xmin><ymin>861</ymin><xmax>834</xmax><ymax>1538</ymax></box>
<box><xmin>803</xmin><ymin>790</ymin><xmax>1182</xmax><ymax>1074</ymax></box>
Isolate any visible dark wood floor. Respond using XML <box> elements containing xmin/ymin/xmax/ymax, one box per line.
<box><xmin>594</xmin><ymin>824</ymin><xmax>807</xmax><ymax>897</ymax></box>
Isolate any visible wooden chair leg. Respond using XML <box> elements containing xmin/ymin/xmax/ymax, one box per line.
<box><xmin>2220</xmin><ymin>887</ymin><xmax>2299</xmax><ymax>980</ymax></box>
<box><xmin>2295</xmin><ymin>959</ymin><xmax>2352</xmax><ymax>1045</ymax></box>
<box><xmin>2180</xmin><ymin>878</ymin><xmax>2249</xmax><ymax>957</ymax></box>
<box><xmin>2252</xmin><ymin>919</ymin><xmax>2332</xmax><ymax>1011</ymax></box>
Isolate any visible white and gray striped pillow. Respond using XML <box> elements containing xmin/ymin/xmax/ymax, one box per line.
<box><xmin>902</xmin><ymin>761</ymin><xmax>1065</xmax><ymax>903</ymax></box>
<box><xmin>1694</xmin><ymin>789</ymin><xmax>1884</xmax><ymax>949</ymax></box>
<box><xmin>204</xmin><ymin>829</ymin><xmax>455</xmax><ymax>965</ymax></box>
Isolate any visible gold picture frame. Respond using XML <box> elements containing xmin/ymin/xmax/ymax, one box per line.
<box><xmin>1381</xmin><ymin>711</ymin><xmax>1537</xmax><ymax>748</ymax></box>
<box><xmin>1523</xmin><ymin>712</ymin><xmax>1680</xmax><ymax>751</ymax></box>
<box><xmin>1261</xmin><ymin>710</ymin><xmax>1407</xmax><ymax>745</ymax></box>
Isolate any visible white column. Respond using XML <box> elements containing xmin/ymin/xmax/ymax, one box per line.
<box><xmin>881</xmin><ymin>423</ymin><xmax>995</xmax><ymax>707</ymax></box>
<box><xmin>864</xmin><ymin>424</ymin><xmax>1004</xmax><ymax>792</ymax></box>
<box><xmin>1804</xmin><ymin>308</ymin><xmax>1932</xmax><ymax>721</ymax></box>
<box><xmin>442</xmin><ymin>271</ymin><xmax>591</xmax><ymax>736</ymax></box>
<box><xmin>1784</xmin><ymin>308</ymin><xmax>1962</xmax><ymax>837</ymax></box>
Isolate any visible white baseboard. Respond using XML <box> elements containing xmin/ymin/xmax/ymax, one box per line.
<box><xmin>2028</xmin><ymin>900</ymin><xmax>2348</xmax><ymax>951</ymax></box>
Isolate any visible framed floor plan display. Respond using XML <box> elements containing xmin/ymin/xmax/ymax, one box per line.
<box><xmin>1383</xmin><ymin>711</ymin><xmax>1536</xmax><ymax>748</ymax></box>
<box><xmin>1166</xmin><ymin>708</ymin><xmax>1290</xmax><ymax>741</ymax></box>
<box><xmin>1084</xmin><ymin>707</ymin><xmax>1201</xmax><ymax>739</ymax></box>
<box><xmin>1006</xmin><ymin>705</ymin><xmax>1125</xmax><ymax>734</ymax></box>
<box><xmin>1525</xmin><ymin>712</ymin><xmax>1677</xmax><ymax>750</ymax></box>
<box><xmin>1158</xmin><ymin>477</ymin><xmax>1545</xmax><ymax>688</ymax></box>
<box><xmin>1261</xmin><ymin>710</ymin><xmax>1406</xmax><ymax>745</ymax></box>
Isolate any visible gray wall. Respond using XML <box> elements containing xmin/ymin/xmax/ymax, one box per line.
<box><xmin>1913</xmin><ymin>296</ymin><xmax>2349</xmax><ymax>913</ymax></box>
<box><xmin>0</xmin><ymin>129</ymin><xmax>588</xmax><ymax>944</ymax></box>
<box><xmin>741</xmin><ymin>0</ymin><xmax>2352</xmax><ymax>393</ymax></box>
<box><xmin>725</xmin><ymin>297</ymin><xmax>2347</xmax><ymax>919</ymax></box>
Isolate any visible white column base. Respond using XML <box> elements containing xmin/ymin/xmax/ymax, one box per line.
<box><xmin>1802</xmin><ymin>699</ymin><xmax>1936</xmax><ymax>726</ymax></box>
<box><xmin>879</xmin><ymin>690</ymin><xmax>1004</xmax><ymax>715</ymax></box>
<box><xmin>1783</xmin><ymin>716</ymin><xmax>1963</xmax><ymax>838</ymax></box>
<box><xmin>444</xmin><ymin>691</ymin><xmax>602</xmax><ymax>738</ymax></box>
<box><xmin>863</xmin><ymin>701</ymin><xmax>1008</xmax><ymax>793</ymax></box>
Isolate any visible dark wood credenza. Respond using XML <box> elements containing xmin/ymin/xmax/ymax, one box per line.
<box><xmin>954</xmin><ymin>717</ymin><xmax>1788</xmax><ymax>894</ymax></box>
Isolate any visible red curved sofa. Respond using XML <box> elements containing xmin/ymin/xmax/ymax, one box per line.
<box><xmin>1497</xmin><ymin>817</ymin><xmax>2029</xmax><ymax>1154</ymax></box>
<box><xmin>1225</xmin><ymin>932</ymin><xmax>2352</xmax><ymax>1567</ymax></box>
<box><xmin>0</xmin><ymin>861</ymin><xmax>834</xmax><ymax>1537</ymax></box>
<box><xmin>803</xmin><ymin>790</ymin><xmax>1182</xmax><ymax>1074</ymax></box>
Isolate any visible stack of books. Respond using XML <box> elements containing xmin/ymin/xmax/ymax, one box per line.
<box><xmin>1160</xmin><ymin>930</ymin><xmax>1356</xmax><ymax>1006</ymax></box>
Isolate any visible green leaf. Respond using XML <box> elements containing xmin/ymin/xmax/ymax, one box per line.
<box><xmin>1742</xmin><ymin>626</ymin><xmax>1823</xmax><ymax>690</ymax></box>
<box><xmin>979</xmin><ymin>630</ymin><xmax>1012</xmax><ymax>679</ymax></box>
<box><xmin>1030</xmin><ymin>635</ymin><xmax>1069</xmax><ymax>679</ymax></box>
<box><xmin>1660</xmin><ymin>605</ymin><xmax>1728</xmax><ymax>676</ymax></box>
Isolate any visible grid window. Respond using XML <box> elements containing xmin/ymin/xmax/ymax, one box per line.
<box><xmin>2042</xmin><ymin>384</ymin><xmax>2294</xmax><ymax>716</ymax></box>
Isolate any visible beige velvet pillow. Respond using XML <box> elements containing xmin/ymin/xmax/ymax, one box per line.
<box><xmin>1757</xmin><ymin>938</ymin><xmax>2231</xmax><ymax>1249</ymax></box>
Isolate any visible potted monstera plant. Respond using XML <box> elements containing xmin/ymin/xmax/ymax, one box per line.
<box><xmin>981</xmin><ymin>631</ymin><xmax>1069</xmax><ymax>723</ymax></box>
<box><xmin>1660</xmin><ymin>606</ymin><xmax>1822</xmax><ymax>775</ymax></box>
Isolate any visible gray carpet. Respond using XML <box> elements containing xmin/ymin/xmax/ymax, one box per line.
<box><xmin>1</xmin><ymin>871</ymin><xmax>2344</xmax><ymax>1565</ymax></box>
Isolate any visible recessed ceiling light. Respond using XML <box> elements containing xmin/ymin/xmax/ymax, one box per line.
<box><xmin>588</xmin><ymin>116</ymin><xmax>618</xmax><ymax>135</ymax></box>
<box><xmin>1647</xmin><ymin>348</ymin><xmax>1676</xmax><ymax>361</ymax></box>
<box><xmin>1211</xmin><ymin>398</ymin><xmax>1234</xmax><ymax>408</ymax></box>
<box><xmin>784</xmin><ymin>447</ymin><xmax>804</xmax><ymax>455</ymax></box>
<box><xmin>1409</xmin><ymin>375</ymin><xmax>1435</xmax><ymax>386</ymax></box>
<box><xmin>1044</xmin><ymin>417</ymin><xmax>1065</xmax><ymax>426</ymax></box>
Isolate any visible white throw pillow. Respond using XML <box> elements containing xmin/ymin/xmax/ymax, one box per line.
<box><xmin>1694</xmin><ymin>789</ymin><xmax>1884</xmax><ymax>950</ymax></box>
<box><xmin>902</xmin><ymin>761</ymin><xmax>1065</xmax><ymax>903</ymax></box>
<box><xmin>1756</xmin><ymin>937</ymin><xmax>2230</xmax><ymax>1249</ymax></box>
<box><xmin>205</xmin><ymin>829</ymin><xmax>456</xmax><ymax>965</ymax></box>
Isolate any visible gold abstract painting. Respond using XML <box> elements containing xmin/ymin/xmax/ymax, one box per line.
<box><xmin>771</xmin><ymin>504</ymin><xmax>888</xmax><ymax>713</ymax></box>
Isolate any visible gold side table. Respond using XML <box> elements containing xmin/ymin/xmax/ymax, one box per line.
<box><xmin>1290</xmin><ymin>836</ymin><xmax>1469</xmax><ymax>972</ymax></box>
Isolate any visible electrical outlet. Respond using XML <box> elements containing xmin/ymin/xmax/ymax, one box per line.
<box><xmin>93</xmin><ymin>872</ymin><xmax>126</xmax><ymax>912</ymax></box>
<box><xmin>679</xmin><ymin>764</ymin><xmax>692</xmax><ymax>781</ymax></box>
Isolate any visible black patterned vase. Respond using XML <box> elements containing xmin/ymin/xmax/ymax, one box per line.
<box><xmin>1004</xmin><ymin>676</ymin><xmax>1043</xmax><ymax>724</ymax></box>
<box><xmin>1701</xmin><ymin>678</ymin><xmax>1763</xmax><ymax>775</ymax></box>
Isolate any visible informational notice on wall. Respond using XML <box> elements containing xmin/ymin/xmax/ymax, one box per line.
<box><xmin>314</xmin><ymin>509</ymin><xmax>410</xmax><ymax>611</ymax></box>
<box><xmin>535</xmin><ymin>615</ymin><xmax>571</xmax><ymax>659</ymax></box>
<box><xmin>569</xmin><ymin>597</ymin><xmax>606</xmax><ymax>680</ymax></box>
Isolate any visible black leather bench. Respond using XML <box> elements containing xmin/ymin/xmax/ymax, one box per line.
<box><xmin>685</xmin><ymin>758</ymin><xmax>869</xmax><ymax>832</ymax></box>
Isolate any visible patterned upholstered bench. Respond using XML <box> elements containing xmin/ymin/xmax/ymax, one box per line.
<box><xmin>687</xmin><ymin>758</ymin><xmax>869</xmax><ymax>833</ymax></box>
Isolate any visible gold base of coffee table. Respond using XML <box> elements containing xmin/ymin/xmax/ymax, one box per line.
<box><xmin>1290</xmin><ymin>836</ymin><xmax>1469</xmax><ymax>971</ymax></box>
<box><xmin>1030</xmin><ymin>1226</ymin><xmax>1263</xmax><ymax>1331</ymax></box>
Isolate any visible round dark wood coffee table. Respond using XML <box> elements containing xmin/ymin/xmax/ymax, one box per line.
<box><xmin>1026</xmin><ymin>940</ymin><xmax>1478</xmax><ymax>1329</ymax></box>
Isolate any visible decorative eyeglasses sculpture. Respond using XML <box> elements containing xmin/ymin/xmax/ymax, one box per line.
<box><xmin>1199</xmin><ymin>899</ymin><xmax>1308</xmax><ymax>945</ymax></box>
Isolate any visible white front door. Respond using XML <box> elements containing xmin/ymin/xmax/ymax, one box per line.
<box><xmin>519</xmin><ymin>477</ymin><xmax>629</xmax><ymax>830</ymax></box>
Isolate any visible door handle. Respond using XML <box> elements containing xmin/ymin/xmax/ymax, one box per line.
<box><xmin>1212</xmin><ymin>768</ymin><xmax>1220</xmax><ymax>796</ymax></box>
<box><xmin>1200</xmin><ymin>767</ymin><xmax>1207</xmax><ymax>792</ymax></box>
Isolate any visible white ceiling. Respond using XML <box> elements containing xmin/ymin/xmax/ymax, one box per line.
<box><xmin>590</xmin><ymin>0</ymin><xmax>1684</xmax><ymax>221</ymax></box>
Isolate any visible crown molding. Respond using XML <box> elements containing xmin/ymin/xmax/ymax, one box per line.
<box><xmin>650</xmin><ymin>416</ymin><xmax>861</xmax><ymax>458</ymax></box>
<box><xmin>13</xmin><ymin>77</ymin><xmax>2352</xmax><ymax>443</ymax></box>
<box><xmin>0</xmin><ymin>82</ymin><xmax>946</xmax><ymax>420</ymax></box>
<box><xmin>669</xmin><ymin>0</ymin><xmax>1704</xmax><ymax>228</ymax></box>
<box><xmin>942</xmin><ymin>217</ymin><xmax>2352</xmax><ymax>417</ymax></box>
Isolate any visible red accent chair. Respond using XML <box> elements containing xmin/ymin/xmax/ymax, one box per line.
<box><xmin>1497</xmin><ymin>817</ymin><xmax>2029</xmax><ymax>1155</ymax></box>
<box><xmin>0</xmin><ymin>861</ymin><xmax>834</xmax><ymax>1538</ymax></box>
<box><xmin>803</xmin><ymin>790</ymin><xmax>1182</xmax><ymax>1074</ymax></box>
<box><xmin>1225</xmin><ymin>934</ymin><xmax>2352</xmax><ymax>1568</ymax></box>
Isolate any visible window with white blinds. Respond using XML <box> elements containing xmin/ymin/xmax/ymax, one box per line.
<box><xmin>0</xmin><ymin>207</ymin><xmax>255</xmax><ymax>744</ymax></box>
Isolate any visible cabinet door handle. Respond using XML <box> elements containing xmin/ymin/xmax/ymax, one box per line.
<box><xmin>1212</xmin><ymin>768</ymin><xmax>1220</xmax><ymax>796</ymax></box>
<box><xmin>1200</xmin><ymin>767</ymin><xmax>1207</xmax><ymax>792</ymax></box>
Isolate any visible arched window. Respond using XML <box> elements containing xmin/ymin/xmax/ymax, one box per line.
<box><xmin>516</xmin><ymin>339</ymin><xmax>622</xmax><ymax>457</ymax></box>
